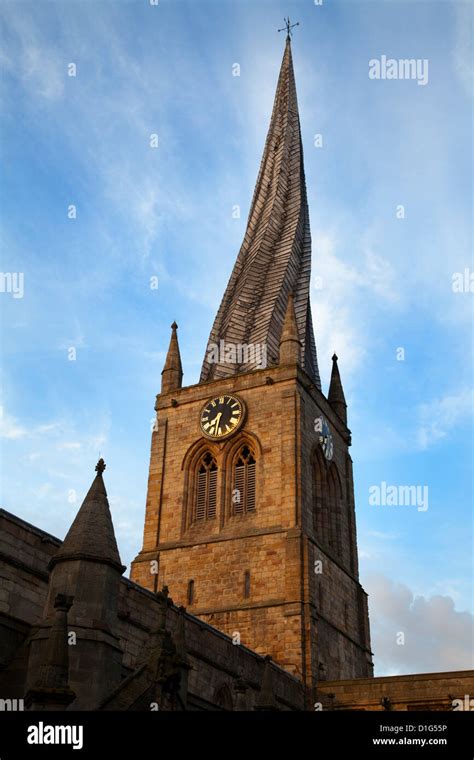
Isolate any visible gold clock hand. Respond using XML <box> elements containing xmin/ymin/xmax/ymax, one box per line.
<box><xmin>209</xmin><ymin>414</ymin><xmax>219</xmax><ymax>432</ymax></box>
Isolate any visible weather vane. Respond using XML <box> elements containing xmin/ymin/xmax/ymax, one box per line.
<box><xmin>278</xmin><ymin>17</ymin><xmax>300</xmax><ymax>41</ymax></box>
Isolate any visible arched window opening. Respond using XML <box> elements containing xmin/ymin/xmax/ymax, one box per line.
<box><xmin>214</xmin><ymin>684</ymin><xmax>233</xmax><ymax>711</ymax></box>
<box><xmin>313</xmin><ymin>447</ymin><xmax>328</xmax><ymax>540</ymax></box>
<box><xmin>313</xmin><ymin>449</ymin><xmax>346</xmax><ymax>563</ymax></box>
<box><xmin>327</xmin><ymin>463</ymin><xmax>343</xmax><ymax>558</ymax></box>
<box><xmin>232</xmin><ymin>445</ymin><xmax>256</xmax><ymax>515</ymax></box>
<box><xmin>195</xmin><ymin>452</ymin><xmax>217</xmax><ymax>521</ymax></box>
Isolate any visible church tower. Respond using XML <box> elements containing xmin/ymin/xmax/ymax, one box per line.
<box><xmin>131</xmin><ymin>35</ymin><xmax>373</xmax><ymax>702</ymax></box>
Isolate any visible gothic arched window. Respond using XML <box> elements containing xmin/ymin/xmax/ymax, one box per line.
<box><xmin>214</xmin><ymin>684</ymin><xmax>233</xmax><ymax>711</ymax></box>
<box><xmin>327</xmin><ymin>463</ymin><xmax>343</xmax><ymax>558</ymax></box>
<box><xmin>313</xmin><ymin>446</ymin><xmax>329</xmax><ymax>540</ymax></box>
<box><xmin>232</xmin><ymin>445</ymin><xmax>256</xmax><ymax>514</ymax></box>
<box><xmin>195</xmin><ymin>452</ymin><xmax>217</xmax><ymax>521</ymax></box>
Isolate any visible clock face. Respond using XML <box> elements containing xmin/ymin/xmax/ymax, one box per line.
<box><xmin>200</xmin><ymin>395</ymin><xmax>245</xmax><ymax>440</ymax></box>
<box><xmin>314</xmin><ymin>415</ymin><xmax>333</xmax><ymax>460</ymax></box>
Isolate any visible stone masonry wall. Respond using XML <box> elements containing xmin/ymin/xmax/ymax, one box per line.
<box><xmin>131</xmin><ymin>365</ymin><xmax>309</xmax><ymax>685</ymax></box>
<box><xmin>317</xmin><ymin>671</ymin><xmax>474</xmax><ymax>711</ymax></box>
<box><xmin>298</xmin><ymin>377</ymin><xmax>373</xmax><ymax>681</ymax></box>
<box><xmin>131</xmin><ymin>362</ymin><xmax>373</xmax><ymax>689</ymax></box>
<box><xmin>0</xmin><ymin>508</ymin><xmax>304</xmax><ymax>710</ymax></box>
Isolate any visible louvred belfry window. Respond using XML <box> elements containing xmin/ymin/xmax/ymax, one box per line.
<box><xmin>195</xmin><ymin>452</ymin><xmax>217</xmax><ymax>521</ymax></box>
<box><xmin>233</xmin><ymin>445</ymin><xmax>256</xmax><ymax>515</ymax></box>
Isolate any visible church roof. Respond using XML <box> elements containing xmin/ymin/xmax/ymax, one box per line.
<box><xmin>200</xmin><ymin>38</ymin><xmax>320</xmax><ymax>388</ymax></box>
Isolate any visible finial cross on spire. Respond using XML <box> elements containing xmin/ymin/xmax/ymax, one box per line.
<box><xmin>95</xmin><ymin>458</ymin><xmax>106</xmax><ymax>475</ymax></box>
<box><xmin>278</xmin><ymin>17</ymin><xmax>299</xmax><ymax>41</ymax></box>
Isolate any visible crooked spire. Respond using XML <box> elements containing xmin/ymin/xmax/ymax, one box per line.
<box><xmin>328</xmin><ymin>354</ymin><xmax>347</xmax><ymax>425</ymax></box>
<box><xmin>200</xmin><ymin>38</ymin><xmax>320</xmax><ymax>387</ymax></box>
<box><xmin>161</xmin><ymin>321</ymin><xmax>183</xmax><ymax>394</ymax></box>
<box><xmin>49</xmin><ymin>459</ymin><xmax>125</xmax><ymax>574</ymax></box>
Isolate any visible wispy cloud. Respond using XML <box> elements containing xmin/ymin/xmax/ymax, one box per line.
<box><xmin>367</xmin><ymin>530</ymin><xmax>399</xmax><ymax>540</ymax></box>
<box><xmin>311</xmin><ymin>228</ymin><xmax>402</xmax><ymax>388</ymax></box>
<box><xmin>416</xmin><ymin>388</ymin><xmax>473</xmax><ymax>450</ymax></box>
<box><xmin>0</xmin><ymin>406</ymin><xmax>27</xmax><ymax>440</ymax></box>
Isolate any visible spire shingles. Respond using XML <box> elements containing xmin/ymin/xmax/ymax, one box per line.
<box><xmin>200</xmin><ymin>39</ymin><xmax>320</xmax><ymax>388</ymax></box>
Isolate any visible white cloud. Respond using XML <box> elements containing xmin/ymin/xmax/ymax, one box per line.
<box><xmin>0</xmin><ymin>406</ymin><xmax>27</xmax><ymax>439</ymax></box>
<box><xmin>0</xmin><ymin>404</ymin><xmax>109</xmax><ymax>456</ymax></box>
<box><xmin>36</xmin><ymin>422</ymin><xmax>62</xmax><ymax>435</ymax></box>
<box><xmin>312</xmin><ymin>231</ymin><xmax>402</xmax><ymax>304</ymax></box>
<box><xmin>311</xmin><ymin>230</ymin><xmax>401</xmax><ymax>386</ymax></box>
<box><xmin>367</xmin><ymin>530</ymin><xmax>399</xmax><ymax>540</ymax></box>
<box><xmin>364</xmin><ymin>248</ymin><xmax>400</xmax><ymax>304</ymax></box>
<box><xmin>367</xmin><ymin>573</ymin><xmax>474</xmax><ymax>676</ymax></box>
<box><xmin>356</xmin><ymin>388</ymin><xmax>474</xmax><ymax>459</ymax></box>
<box><xmin>0</xmin><ymin>407</ymin><xmax>67</xmax><ymax>442</ymax></box>
<box><xmin>0</xmin><ymin>8</ymin><xmax>66</xmax><ymax>102</ymax></box>
<box><xmin>416</xmin><ymin>388</ymin><xmax>473</xmax><ymax>450</ymax></box>
<box><xmin>23</xmin><ymin>44</ymin><xmax>64</xmax><ymax>101</ymax></box>
<box><xmin>0</xmin><ymin>404</ymin><xmax>112</xmax><ymax>546</ymax></box>
<box><xmin>313</xmin><ymin>300</ymin><xmax>365</xmax><ymax>380</ymax></box>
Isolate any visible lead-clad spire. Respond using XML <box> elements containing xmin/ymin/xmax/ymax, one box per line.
<box><xmin>200</xmin><ymin>38</ymin><xmax>320</xmax><ymax>388</ymax></box>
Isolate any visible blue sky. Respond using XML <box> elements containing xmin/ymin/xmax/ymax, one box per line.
<box><xmin>0</xmin><ymin>0</ymin><xmax>472</xmax><ymax>676</ymax></box>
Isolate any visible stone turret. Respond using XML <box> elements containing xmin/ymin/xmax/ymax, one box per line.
<box><xmin>27</xmin><ymin>460</ymin><xmax>125</xmax><ymax>708</ymax></box>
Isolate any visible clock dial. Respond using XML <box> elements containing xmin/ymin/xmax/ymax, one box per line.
<box><xmin>315</xmin><ymin>415</ymin><xmax>334</xmax><ymax>461</ymax></box>
<box><xmin>200</xmin><ymin>395</ymin><xmax>244</xmax><ymax>440</ymax></box>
